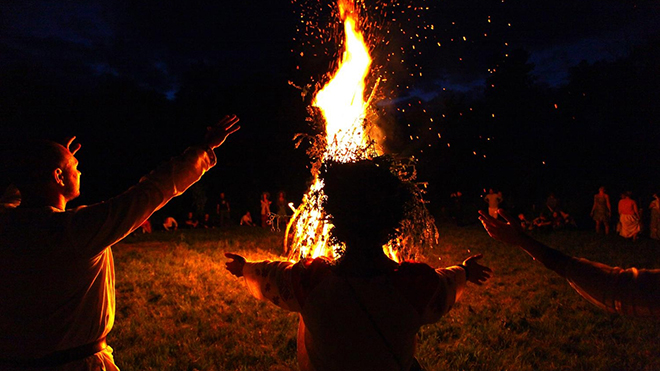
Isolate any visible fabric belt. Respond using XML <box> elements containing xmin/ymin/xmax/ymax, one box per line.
<box><xmin>0</xmin><ymin>337</ymin><xmax>107</xmax><ymax>368</ymax></box>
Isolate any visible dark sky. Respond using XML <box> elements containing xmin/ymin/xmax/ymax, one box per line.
<box><xmin>2</xmin><ymin>0</ymin><xmax>657</xmax><ymax>94</ymax></box>
<box><xmin>1</xmin><ymin>0</ymin><xmax>659</xmax><ymax>218</ymax></box>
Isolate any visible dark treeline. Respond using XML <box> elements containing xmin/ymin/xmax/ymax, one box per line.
<box><xmin>388</xmin><ymin>38</ymin><xmax>660</xmax><ymax>227</ymax></box>
<box><xmin>1</xmin><ymin>39</ymin><xmax>659</xmax><ymax>228</ymax></box>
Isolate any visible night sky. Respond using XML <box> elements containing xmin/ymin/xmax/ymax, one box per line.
<box><xmin>1</xmin><ymin>0</ymin><xmax>659</xmax><ymax>224</ymax></box>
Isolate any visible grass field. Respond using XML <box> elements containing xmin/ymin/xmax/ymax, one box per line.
<box><xmin>110</xmin><ymin>223</ymin><xmax>660</xmax><ymax>371</ymax></box>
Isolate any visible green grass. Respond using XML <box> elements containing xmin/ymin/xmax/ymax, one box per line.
<box><xmin>110</xmin><ymin>224</ymin><xmax>660</xmax><ymax>371</ymax></box>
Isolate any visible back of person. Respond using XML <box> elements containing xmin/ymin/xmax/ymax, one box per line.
<box><xmin>237</xmin><ymin>255</ymin><xmax>469</xmax><ymax>371</ymax></box>
<box><xmin>619</xmin><ymin>198</ymin><xmax>636</xmax><ymax>215</ymax></box>
<box><xmin>299</xmin><ymin>273</ymin><xmax>420</xmax><ymax>371</ymax></box>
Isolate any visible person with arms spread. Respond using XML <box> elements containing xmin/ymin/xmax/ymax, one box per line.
<box><xmin>0</xmin><ymin>115</ymin><xmax>239</xmax><ymax>370</ymax></box>
<box><xmin>479</xmin><ymin>209</ymin><xmax>660</xmax><ymax>318</ymax></box>
<box><xmin>226</xmin><ymin>158</ymin><xmax>491</xmax><ymax>371</ymax></box>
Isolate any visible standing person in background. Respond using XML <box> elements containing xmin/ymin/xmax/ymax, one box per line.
<box><xmin>590</xmin><ymin>186</ymin><xmax>612</xmax><ymax>235</ymax></box>
<box><xmin>546</xmin><ymin>192</ymin><xmax>559</xmax><ymax>215</ymax></box>
<box><xmin>216</xmin><ymin>192</ymin><xmax>231</xmax><ymax>227</ymax></box>
<box><xmin>618</xmin><ymin>191</ymin><xmax>641</xmax><ymax>241</ymax></box>
<box><xmin>260</xmin><ymin>192</ymin><xmax>271</xmax><ymax>228</ymax></box>
<box><xmin>649</xmin><ymin>192</ymin><xmax>660</xmax><ymax>240</ymax></box>
<box><xmin>484</xmin><ymin>188</ymin><xmax>503</xmax><ymax>219</ymax></box>
<box><xmin>275</xmin><ymin>191</ymin><xmax>289</xmax><ymax>231</ymax></box>
<box><xmin>0</xmin><ymin>115</ymin><xmax>239</xmax><ymax>370</ymax></box>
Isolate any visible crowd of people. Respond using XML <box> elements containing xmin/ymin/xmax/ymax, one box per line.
<box><xmin>586</xmin><ymin>187</ymin><xmax>660</xmax><ymax>241</ymax></box>
<box><xmin>0</xmin><ymin>114</ymin><xmax>658</xmax><ymax>370</ymax></box>
<box><xmin>132</xmin><ymin>189</ymin><xmax>293</xmax><ymax>234</ymax></box>
<box><xmin>450</xmin><ymin>186</ymin><xmax>660</xmax><ymax>242</ymax></box>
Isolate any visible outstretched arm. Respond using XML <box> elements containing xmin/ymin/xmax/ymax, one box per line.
<box><xmin>67</xmin><ymin>116</ymin><xmax>240</xmax><ymax>258</ymax></box>
<box><xmin>461</xmin><ymin>254</ymin><xmax>492</xmax><ymax>285</ymax></box>
<box><xmin>224</xmin><ymin>252</ymin><xmax>306</xmax><ymax>312</ymax></box>
<box><xmin>480</xmin><ymin>209</ymin><xmax>660</xmax><ymax>317</ymax></box>
<box><xmin>478</xmin><ymin>210</ymin><xmax>570</xmax><ymax>276</ymax></box>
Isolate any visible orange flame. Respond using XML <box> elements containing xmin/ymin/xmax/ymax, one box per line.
<box><xmin>313</xmin><ymin>1</ymin><xmax>371</xmax><ymax>163</ymax></box>
<box><xmin>286</xmin><ymin>0</ymin><xmax>400</xmax><ymax>263</ymax></box>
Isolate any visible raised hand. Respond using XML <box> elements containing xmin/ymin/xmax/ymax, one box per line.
<box><xmin>204</xmin><ymin>115</ymin><xmax>241</xmax><ymax>150</ymax></box>
<box><xmin>64</xmin><ymin>136</ymin><xmax>81</xmax><ymax>155</ymax></box>
<box><xmin>225</xmin><ymin>252</ymin><xmax>246</xmax><ymax>277</ymax></box>
<box><xmin>478</xmin><ymin>209</ymin><xmax>528</xmax><ymax>246</ymax></box>
<box><xmin>462</xmin><ymin>254</ymin><xmax>492</xmax><ymax>285</ymax></box>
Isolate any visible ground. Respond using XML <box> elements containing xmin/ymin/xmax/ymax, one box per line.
<box><xmin>111</xmin><ymin>223</ymin><xmax>660</xmax><ymax>370</ymax></box>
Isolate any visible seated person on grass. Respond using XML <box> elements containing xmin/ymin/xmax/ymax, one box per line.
<box><xmin>239</xmin><ymin>211</ymin><xmax>254</xmax><ymax>226</ymax></box>
<box><xmin>183</xmin><ymin>211</ymin><xmax>199</xmax><ymax>229</ymax></box>
<box><xmin>225</xmin><ymin>158</ymin><xmax>492</xmax><ymax>371</ymax></box>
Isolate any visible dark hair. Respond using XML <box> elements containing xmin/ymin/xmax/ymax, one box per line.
<box><xmin>321</xmin><ymin>157</ymin><xmax>415</xmax><ymax>256</ymax></box>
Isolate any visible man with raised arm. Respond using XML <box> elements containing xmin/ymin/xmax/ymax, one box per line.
<box><xmin>0</xmin><ymin>115</ymin><xmax>239</xmax><ymax>370</ymax></box>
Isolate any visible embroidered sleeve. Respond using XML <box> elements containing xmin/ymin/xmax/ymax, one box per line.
<box><xmin>421</xmin><ymin>266</ymin><xmax>467</xmax><ymax>324</ymax></box>
<box><xmin>394</xmin><ymin>262</ymin><xmax>467</xmax><ymax>325</ymax></box>
<box><xmin>242</xmin><ymin>257</ymin><xmax>331</xmax><ymax>312</ymax></box>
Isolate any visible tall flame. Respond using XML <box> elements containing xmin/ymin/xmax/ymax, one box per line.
<box><xmin>286</xmin><ymin>0</ymin><xmax>397</xmax><ymax>262</ymax></box>
<box><xmin>313</xmin><ymin>1</ymin><xmax>371</xmax><ymax>162</ymax></box>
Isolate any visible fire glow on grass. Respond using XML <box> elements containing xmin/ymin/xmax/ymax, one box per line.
<box><xmin>285</xmin><ymin>0</ymin><xmax>405</xmax><ymax>262</ymax></box>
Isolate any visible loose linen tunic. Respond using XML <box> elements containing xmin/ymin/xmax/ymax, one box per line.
<box><xmin>0</xmin><ymin>146</ymin><xmax>216</xmax><ymax>368</ymax></box>
<box><xmin>243</xmin><ymin>257</ymin><xmax>467</xmax><ymax>371</ymax></box>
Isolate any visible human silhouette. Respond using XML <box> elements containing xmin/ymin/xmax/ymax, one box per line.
<box><xmin>240</xmin><ymin>211</ymin><xmax>254</xmax><ymax>226</ymax></box>
<box><xmin>649</xmin><ymin>193</ymin><xmax>660</xmax><ymax>240</ymax></box>
<box><xmin>590</xmin><ymin>186</ymin><xmax>611</xmax><ymax>235</ymax></box>
<box><xmin>260</xmin><ymin>192</ymin><xmax>271</xmax><ymax>228</ymax></box>
<box><xmin>163</xmin><ymin>216</ymin><xmax>179</xmax><ymax>231</ymax></box>
<box><xmin>618</xmin><ymin>191</ymin><xmax>641</xmax><ymax>241</ymax></box>
<box><xmin>226</xmin><ymin>159</ymin><xmax>491</xmax><ymax>370</ymax></box>
<box><xmin>0</xmin><ymin>115</ymin><xmax>239</xmax><ymax>369</ymax></box>
<box><xmin>216</xmin><ymin>192</ymin><xmax>231</xmax><ymax>227</ymax></box>
<box><xmin>484</xmin><ymin>188</ymin><xmax>503</xmax><ymax>219</ymax></box>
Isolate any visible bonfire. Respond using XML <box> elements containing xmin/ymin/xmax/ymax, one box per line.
<box><xmin>284</xmin><ymin>0</ymin><xmax>438</xmax><ymax>263</ymax></box>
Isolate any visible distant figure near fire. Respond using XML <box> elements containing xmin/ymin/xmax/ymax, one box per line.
<box><xmin>226</xmin><ymin>158</ymin><xmax>491</xmax><ymax>371</ymax></box>
<box><xmin>0</xmin><ymin>115</ymin><xmax>239</xmax><ymax>370</ymax></box>
<box><xmin>260</xmin><ymin>191</ymin><xmax>272</xmax><ymax>228</ymax></box>
<box><xmin>618</xmin><ymin>191</ymin><xmax>641</xmax><ymax>241</ymax></box>
<box><xmin>163</xmin><ymin>216</ymin><xmax>179</xmax><ymax>231</ymax></box>
<box><xmin>240</xmin><ymin>211</ymin><xmax>254</xmax><ymax>226</ymax></box>
<box><xmin>484</xmin><ymin>188</ymin><xmax>503</xmax><ymax>219</ymax></box>
<box><xmin>590</xmin><ymin>186</ymin><xmax>611</xmax><ymax>235</ymax></box>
